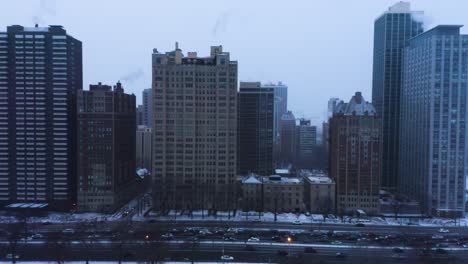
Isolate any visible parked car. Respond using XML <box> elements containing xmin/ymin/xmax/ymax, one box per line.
<box><xmin>293</xmin><ymin>220</ymin><xmax>302</xmax><ymax>225</ymax></box>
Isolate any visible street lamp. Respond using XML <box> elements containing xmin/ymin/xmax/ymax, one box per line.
<box><xmin>287</xmin><ymin>236</ymin><xmax>292</xmax><ymax>255</ymax></box>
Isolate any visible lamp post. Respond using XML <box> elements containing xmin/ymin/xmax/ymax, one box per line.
<box><xmin>287</xmin><ymin>236</ymin><xmax>292</xmax><ymax>255</ymax></box>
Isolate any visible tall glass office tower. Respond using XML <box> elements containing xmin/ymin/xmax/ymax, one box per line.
<box><xmin>372</xmin><ymin>2</ymin><xmax>423</xmax><ymax>190</ymax></box>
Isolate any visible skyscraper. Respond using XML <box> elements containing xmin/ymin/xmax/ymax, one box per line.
<box><xmin>77</xmin><ymin>82</ymin><xmax>136</xmax><ymax>212</ymax></box>
<box><xmin>136</xmin><ymin>125</ymin><xmax>153</xmax><ymax>171</ymax></box>
<box><xmin>295</xmin><ymin>119</ymin><xmax>317</xmax><ymax>169</ymax></box>
<box><xmin>400</xmin><ymin>25</ymin><xmax>467</xmax><ymax>217</ymax></box>
<box><xmin>152</xmin><ymin>44</ymin><xmax>237</xmax><ymax>211</ymax></box>
<box><xmin>279</xmin><ymin>111</ymin><xmax>296</xmax><ymax>165</ymax></box>
<box><xmin>0</xmin><ymin>25</ymin><xmax>82</xmax><ymax>210</ymax></box>
<box><xmin>262</xmin><ymin>82</ymin><xmax>288</xmax><ymax>145</ymax></box>
<box><xmin>136</xmin><ymin>104</ymin><xmax>144</xmax><ymax>126</ymax></box>
<box><xmin>142</xmin><ymin>88</ymin><xmax>152</xmax><ymax>127</ymax></box>
<box><xmin>238</xmin><ymin>82</ymin><xmax>274</xmax><ymax>176</ymax></box>
<box><xmin>330</xmin><ymin>92</ymin><xmax>381</xmax><ymax>214</ymax></box>
<box><xmin>327</xmin><ymin>98</ymin><xmax>340</xmax><ymax>119</ymax></box>
<box><xmin>372</xmin><ymin>2</ymin><xmax>424</xmax><ymax>191</ymax></box>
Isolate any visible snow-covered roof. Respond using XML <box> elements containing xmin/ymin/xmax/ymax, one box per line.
<box><xmin>242</xmin><ymin>175</ymin><xmax>262</xmax><ymax>184</ymax></box>
<box><xmin>335</xmin><ymin>92</ymin><xmax>376</xmax><ymax>116</ymax></box>
<box><xmin>275</xmin><ymin>169</ymin><xmax>290</xmax><ymax>174</ymax></box>
<box><xmin>306</xmin><ymin>176</ymin><xmax>334</xmax><ymax>184</ymax></box>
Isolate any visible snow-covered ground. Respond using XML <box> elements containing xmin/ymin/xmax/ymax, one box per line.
<box><xmin>1</xmin><ymin>210</ymin><xmax>467</xmax><ymax>227</ymax></box>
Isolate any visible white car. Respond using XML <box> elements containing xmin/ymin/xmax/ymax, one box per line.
<box><xmin>439</xmin><ymin>228</ymin><xmax>449</xmax><ymax>233</ymax></box>
<box><xmin>432</xmin><ymin>234</ymin><xmax>444</xmax><ymax>239</ymax></box>
<box><xmin>247</xmin><ymin>237</ymin><xmax>260</xmax><ymax>242</ymax></box>
<box><xmin>220</xmin><ymin>255</ymin><xmax>234</xmax><ymax>261</ymax></box>
<box><xmin>293</xmin><ymin>220</ymin><xmax>302</xmax><ymax>225</ymax></box>
<box><xmin>62</xmin><ymin>228</ymin><xmax>75</xmax><ymax>235</ymax></box>
<box><xmin>31</xmin><ymin>233</ymin><xmax>44</xmax><ymax>239</ymax></box>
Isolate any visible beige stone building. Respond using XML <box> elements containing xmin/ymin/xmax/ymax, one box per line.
<box><xmin>241</xmin><ymin>175</ymin><xmax>305</xmax><ymax>213</ymax></box>
<box><xmin>152</xmin><ymin>44</ymin><xmax>238</xmax><ymax>211</ymax></box>
<box><xmin>303</xmin><ymin>173</ymin><xmax>335</xmax><ymax>214</ymax></box>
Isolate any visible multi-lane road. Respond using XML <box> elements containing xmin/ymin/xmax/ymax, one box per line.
<box><xmin>0</xmin><ymin>220</ymin><xmax>467</xmax><ymax>263</ymax></box>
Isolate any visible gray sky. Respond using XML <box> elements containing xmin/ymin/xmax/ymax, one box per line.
<box><xmin>2</xmin><ymin>0</ymin><xmax>468</xmax><ymax>125</ymax></box>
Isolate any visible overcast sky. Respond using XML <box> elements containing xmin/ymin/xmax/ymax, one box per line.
<box><xmin>1</xmin><ymin>0</ymin><xmax>468</xmax><ymax>125</ymax></box>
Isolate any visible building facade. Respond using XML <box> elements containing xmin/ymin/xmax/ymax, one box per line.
<box><xmin>238</xmin><ymin>82</ymin><xmax>274</xmax><ymax>176</ymax></box>
<box><xmin>136</xmin><ymin>125</ymin><xmax>153</xmax><ymax>171</ymax></box>
<box><xmin>372</xmin><ymin>2</ymin><xmax>424</xmax><ymax>191</ymax></box>
<box><xmin>279</xmin><ymin>111</ymin><xmax>296</xmax><ymax>165</ymax></box>
<box><xmin>400</xmin><ymin>25</ymin><xmax>467</xmax><ymax>217</ymax></box>
<box><xmin>295</xmin><ymin>119</ymin><xmax>317</xmax><ymax>169</ymax></box>
<box><xmin>142</xmin><ymin>88</ymin><xmax>152</xmax><ymax>127</ymax></box>
<box><xmin>152</xmin><ymin>44</ymin><xmax>237</xmax><ymax>211</ymax></box>
<box><xmin>241</xmin><ymin>174</ymin><xmax>305</xmax><ymax>213</ymax></box>
<box><xmin>136</xmin><ymin>104</ymin><xmax>144</xmax><ymax>126</ymax></box>
<box><xmin>77</xmin><ymin>82</ymin><xmax>136</xmax><ymax>212</ymax></box>
<box><xmin>0</xmin><ymin>25</ymin><xmax>82</xmax><ymax>210</ymax></box>
<box><xmin>329</xmin><ymin>92</ymin><xmax>381</xmax><ymax>215</ymax></box>
<box><xmin>262</xmin><ymin>82</ymin><xmax>288</xmax><ymax>145</ymax></box>
<box><xmin>303</xmin><ymin>172</ymin><xmax>335</xmax><ymax>214</ymax></box>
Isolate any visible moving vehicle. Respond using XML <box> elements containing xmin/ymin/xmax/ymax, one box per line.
<box><xmin>220</xmin><ymin>255</ymin><xmax>234</xmax><ymax>261</ymax></box>
<box><xmin>336</xmin><ymin>252</ymin><xmax>347</xmax><ymax>258</ymax></box>
<box><xmin>62</xmin><ymin>228</ymin><xmax>75</xmax><ymax>235</ymax></box>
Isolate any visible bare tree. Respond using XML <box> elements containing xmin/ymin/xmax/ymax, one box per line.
<box><xmin>391</xmin><ymin>200</ymin><xmax>401</xmax><ymax>220</ymax></box>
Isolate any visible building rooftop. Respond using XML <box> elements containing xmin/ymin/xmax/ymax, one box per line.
<box><xmin>335</xmin><ymin>92</ymin><xmax>376</xmax><ymax>116</ymax></box>
<box><xmin>242</xmin><ymin>175</ymin><xmax>262</xmax><ymax>184</ymax></box>
<box><xmin>306</xmin><ymin>176</ymin><xmax>334</xmax><ymax>184</ymax></box>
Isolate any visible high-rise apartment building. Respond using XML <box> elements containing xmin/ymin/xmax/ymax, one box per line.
<box><xmin>238</xmin><ymin>82</ymin><xmax>274</xmax><ymax>176</ymax></box>
<box><xmin>372</xmin><ymin>2</ymin><xmax>424</xmax><ymax>191</ymax></box>
<box><xmin>295</xmin><ymin>119</ymin><xmax>317</xmax><ymax>169</ymax></box>
<box><xmin>142</xmin><ymin>88</ymin><xmax>152</xmax><ymax>127</ymax></box>
<box><xmin>279</xmin><ymin>111</ymin><xmax>296</xmax><ymax>165</ymax></box>
<box><xmin>77</xmin><ymin>82</ymin><xmax>136</xmax><ymax>212</ymax></box>
<box><xmin>262</xmin><ymin>82</ymin><xmax>288</xmax><ymax>145</ymax></box>
<box><xmin>136</xmin><ymin>125</ymin><xmax>153</xmax><ymax>171</ymax></box>
<box><xmin>136</xmin><ymin>105</ymin><xmax>144</xmax><ymax>126</ymax></box>
<box><xmin>400</xmin><ymin>25</ymin><xmax>467</xmax><ymax>217</ymax></box>
<box><xmin>0</xmin><ymin>25</ymin><xmax>82</xmax><ymax>210</ymax></box>
<box><xmin>152</xmin><ymin>44</ymin><xmax>237</xmax><ymax>211</ymax></box>
<box><xmin>330</xmin><ymin>92</ymin><xmax>381</xmax><ymax>214</ymax></box>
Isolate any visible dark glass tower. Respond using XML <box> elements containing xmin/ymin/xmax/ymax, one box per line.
<box><xmin>238</xmin><ymin>82</ymin><xmax>274</xmax><ymax>175</ymax></box>
<box><xmin>372</xmin><ymin>2</ymin><xmax>423</xmax><ymax>190</ymax></box>
<box><xmin>0</xmin><ymin>25</ymin><xmax>82</xmax><ymax>210</ymax></box>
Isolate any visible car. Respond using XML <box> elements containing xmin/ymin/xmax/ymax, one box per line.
<box><xmin>432</xmin><ymin>234</ymin><xmax>444</xmax><ymax>239</ymax></box>
<box><xmin>5</xmin><ymin>253</ymin><xmax>20</xmax><ymax>260</ymax></box>
<box><xmin>245</xmin><ymin>245</ymin><xmax>255</xmax><ymax>251</ymax></box>
<box><xmin>224</xmin><ymin>236</ymin><xmax>236</xmax><ymax>241</ymax></box>
<box><xmin>31</xmin><ymin>233</ymin><xmax>44</xmax><ymax>239</ymax></box>
<box><xmin>463</xmin><ymin>244</ymin><xmax>468</xmax><ymax>248</ymax></box>
<box><xmin>335</xmin><ymin>252</ymin><xmax>347</xmax><ymax>258</ymax></box>
<box><xmin>247</xmin><ymin>237</ymin><xmax>260</xmax><ymax>242</ymax></box>
<box><xmin>391</xmin><ymin>254</ymin><xmax>406</xmax><ymax>260</ymax></box>
<box><xmin>251</xmin><ymin>219</ymin><xmax>262</xmax><ymax>223</ymax></box>
<box><xmin>149</xmin><ymin>219</ymin><xmax>157</xmax><ymax>223</ymax></box>
<box><xmin>355</xmin><ymin>223</ymin><xmax>366</xmax><ymax>227</ymax></box>
<box><xmin>62</xmin><ymin>228</ymin><xmax>75</xmax><ymax>235</ymax></box>
<box><xmin>436</xmin><ymin>243</ymin><xmax>449</xmax><ymax>248</ymax></box>
<box><xmin>434</xmin><ymin>248</ymin><xmax>448</xmax><ymax>254</ymax></box>
<box><xmin>220</xmin><ymin>255</ymin><xmax>234</xmax><ymax>261</ymax></box>
<box><xmin>331</xmin><ymin>241</ymin><xmax>343</xmax><ymax>245</ymax></box>
<box><xmin>277</xmin><ymin>250</ymin><xmax>288</xmax><ymax>256</ymax></box>
<box><xmin>161</xmin><ymin>233</ymin><xmax>174</xmax><ymax>239</ymax></box>
<box><xmin>293</xmin><ymin>220</ymin><xmax>302</xmax><ymax>225</ymax></box>
<box><xmin>305</xmin><ymin>212</ymin><xmax>311</xmax><ymax>216</ymax></box>
<box><xmin>439</xmin><ymin>228</ymin><xmax>449</xmax><ymax>233</ymax></box>
<box><xmin>271</xmin><ymin>235</ymin><xmax>282</xmax><ymax>241</ymax></box>
<box><xmin>304</xmin><ymin>247</ymin><xmax>317</xmax><ymax>253</ymax></box>
<box><xmin>42</xmin><ymin>221</ymin><xmax>52</xmax><ymax>225</ymax></box>
<box><xmin>392</xmin><ymin>248</ymin><xmax>404</xmax><ymax>253</ymax></box>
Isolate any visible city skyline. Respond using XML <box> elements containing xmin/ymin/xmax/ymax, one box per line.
<box><xmin>3</xmin><ymin>0</ymin><xmax>468</xmax><ymax>125</ymax></box>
